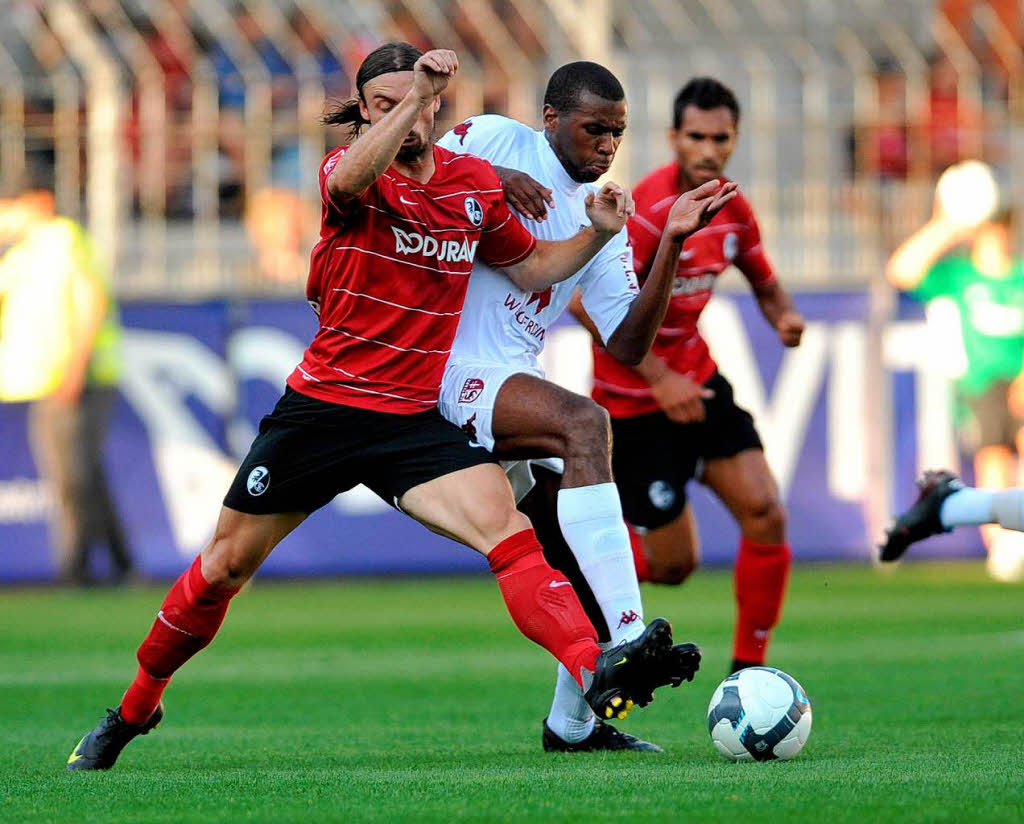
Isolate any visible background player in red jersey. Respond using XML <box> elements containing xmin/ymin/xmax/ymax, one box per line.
<box><xmin>575</xmin><ymin>78</ymin><xmax>806</xmax><ymax>674</ymax></box>
<box><xmin>65</xmin><ymin>43</ymin><xmax>686</xmax><ymax>772</ymax></box>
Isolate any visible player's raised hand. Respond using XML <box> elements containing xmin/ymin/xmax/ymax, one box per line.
<box><xmin>412</xmin><ymin>49</ymin><xmax>459</xmax><ymax>102</ymax></box>
<box><xmin>585</xmin><ymin>182</ymin><xmax>634</xmax><ymax>234</ymax></box>
<box><xmin>776</xmin><ymin>311</ymin><xmax>805</xmax><ymax>347</ymax></box>
<box><xmin>496</xmin><ymin>167</ymin><xmax>555</xmax><ymax>222</ymax></box>
<box><xmin>664</xmin><ymin>180</ymin><xmax>739</xmax><ymax>242</ymax></box>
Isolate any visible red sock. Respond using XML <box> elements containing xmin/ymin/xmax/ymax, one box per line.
<box><xmin>121</xmin><ymin>555</ymin><xmax>239</xmax><ymax>724</ymax></box>
<box><xmin>627</xmin><ymin>524</ymin><xmax>650</xmax><ymax>583</ymax></box>
<box><xmin>488</xmin><ymin>529</ymin><xmax>600</xmax><ymax>689</ymax></box>
<box><xmin>733</xmin><ymin>537</ymin><xmax>791</xmax><ymax>665</ymax></box>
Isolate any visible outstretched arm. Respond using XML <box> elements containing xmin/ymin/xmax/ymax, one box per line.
<box><xmin>326</xmin><ymin>49</ymin><xmax>458</xmax><ymax>203</ymax></box>
<box><xmin>604</xmin><ymin>180</ymin><xmax>738</xmax><ymax>366</ymax></box>
<box><xmin>569</xmin><ymin>292</ymin><xmax>716</xmax><ymax>425</ymax></box>
<box><xmin>887</xmin><ymin>205</ymin><xmax>972</xmax><ymax>291</ymax></box>
<box><xmin>500</xmin><ymin>181</ymin><xmax>633</xmax><ymax>292</ymax></box>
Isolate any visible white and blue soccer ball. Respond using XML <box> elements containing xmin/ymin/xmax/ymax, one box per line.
<box><xmin>707</xmin><ymin>667</ymin><xmax>812</xmax><ymax>761</ymax></box>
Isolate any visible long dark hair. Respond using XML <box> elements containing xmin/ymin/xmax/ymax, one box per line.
<box><xmin>323</xmin><ymin>42</ymin><xmax>423</xmax><ymax>137</ymax></box>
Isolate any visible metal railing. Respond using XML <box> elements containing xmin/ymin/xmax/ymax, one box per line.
<box><xmin>0</xmin><ymin>0</ymin><xmax>1019</xmax><ymax>295</ymax></box>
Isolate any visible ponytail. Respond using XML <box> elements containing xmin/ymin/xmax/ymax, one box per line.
<box><xmin>322</xmin><ymin>97</ymin><xmax>368</xmax><ymax>138</ymax></box>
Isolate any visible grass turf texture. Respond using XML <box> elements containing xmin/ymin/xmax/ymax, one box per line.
<box><xmin>2</xmin><ymin>562</ymin><xmax>1021</xmax><ymax>823</ymax></box>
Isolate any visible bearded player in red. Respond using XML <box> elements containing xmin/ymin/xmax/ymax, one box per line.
<box><xmin>575</xmin><ymin>78</ymin><xmax>805</xmax><ymax>674</ymax></box>
<box><xmin>66</xmin><ymin>44</ymin><xmax>696</xmax><ymax>771</ymax></box>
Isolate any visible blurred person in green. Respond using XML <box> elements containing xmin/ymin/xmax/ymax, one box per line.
<box><xmin>0</xmin><ymin>191</ymin><xmax>134</xmax><ymax>585</ymax></box>
<box><xmin>887</xmin><ymin>173</ymin><xmax>1024</xmax><ymax>578</ymax></box>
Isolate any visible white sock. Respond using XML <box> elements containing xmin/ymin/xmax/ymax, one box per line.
<box><xmin>940</xmin><ymin>488</ymin><xmax>995</xmax><ymax>527</ymax></box>
<box><xmin>546</xmin><ymin>485</ymin><xmax>644</xmax><ymax>745</ymax></box>
<box><xmin>991</xmin><ymin>489</ymin><xmax>1024</xmax><ymax>531</ymax></box>
<box><xmin>546</xmin><ymin>662</ymin><xmax>597</xmax><ymax>743</ymax></box>
<box><xmin>557</xmin><ymin>483</ymin><xmax>645</xmax><ymax>644</ymax></box>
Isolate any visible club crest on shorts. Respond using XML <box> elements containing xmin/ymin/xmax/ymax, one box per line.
<box><xmin>247</xmin><ymin>466</ymin><xmax>270</xmax><ymax>496</ymax></box>
<box><xmin>464</xmin><ymin>196</ymin><xmax>483</xmax><ymax>227</ymax></box>
<box><xmin>459</xmin><ymin>377</ymin><xmax>485</xmax><ymax>404</ymax></box>
<box><xmin>648</xmin><ymin>480</ymin><xmax>676</xmax><ymax>510</ymax></box>
<box><xmin>723</xmin><ymin>231</ymin><xmax>739</xmax><ymax>261</ymax></box>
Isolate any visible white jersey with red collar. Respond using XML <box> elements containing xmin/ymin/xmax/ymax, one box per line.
<box><xmin>436</xmin><ymin>115</ymin><xmax>638</xmax><ymax>371</ymax></box>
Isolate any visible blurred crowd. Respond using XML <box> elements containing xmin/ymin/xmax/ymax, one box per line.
<box><xmin>0</xmin><ymin>1</ymin><xmax>1020</xmax><ymax>288</ymax></box>
<box><xmin>850</xmin><ymin>0</ymin><xmax>1022</xmax><ymax>180</ymax></box>
<box><xmin>9</xmin><ymin>0</ymin><xmax>365</xmax><ymax>217</ymax></box>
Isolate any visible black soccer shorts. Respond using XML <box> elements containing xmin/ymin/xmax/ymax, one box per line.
<box><xmin>610</xmin><ymin>371</ymin><xmax>763</xmax><ymax>530</ymax></box>
<box><xmin>223</xmin><ymin>387</ymin><xmax>497</xmax><ymax>515</ymax></box>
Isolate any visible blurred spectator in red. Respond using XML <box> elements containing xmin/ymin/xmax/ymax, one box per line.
<box><xmin>926</xmin><ymin>52</ymin><xmax>982</xmax><ymax>174</ymax></box>
<box><xmin>851</xmin><ymin>59</ymin><xmax>910</xmax><ymax>180</ymax></box>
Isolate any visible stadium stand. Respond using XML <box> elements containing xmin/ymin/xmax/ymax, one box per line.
<box><xmin>0</xmin><ymin>0</ymin><xmax>1019</xmax><ymax>295</ymax></box>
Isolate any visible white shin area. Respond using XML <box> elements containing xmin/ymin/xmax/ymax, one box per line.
<box><xmin>556</xmin><ymin>483</ymin><xmax>645</xmax><ymax>645</ymax></box>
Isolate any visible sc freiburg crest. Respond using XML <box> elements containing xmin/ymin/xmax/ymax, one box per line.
<box><xmin>464</xmin><ymin>196</ymin><xmax>483</xmax><ymax>227</ymax></box>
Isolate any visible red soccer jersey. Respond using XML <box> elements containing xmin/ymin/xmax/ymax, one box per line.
<box><xmin>591</xmin><ymin>163</ymin><xmax>776</xmax><ymax>418</ymax></box>
<box><xmin>287</xmin><ymin>144</ymin><xmax>537</xmax><ymax>414</ymax></box>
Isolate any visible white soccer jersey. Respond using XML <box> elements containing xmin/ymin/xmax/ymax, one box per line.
<box><xmin>436</xmin><ymin>115</ymin><xmax>639</xmax><ymax>370</ymax></box>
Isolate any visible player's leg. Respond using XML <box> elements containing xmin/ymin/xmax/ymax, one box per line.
<box><xmin>882</xmin><ymin>392</ymin><xmax>1024</xmax><ymax>561</ymax></box>
<box><xmin>518</xmin><ymin>466</ymin><xmax>610</xmax><ymax>640</ymax></box>
<box><xmin>67</xmin><ymin>506</ymin><xmax>305</xmax><ymax>771</ymax></box>
<box><xmin>489</xmin><ymin>373</ymin><xmax>647</xmax><ymax>646</ymax></box>
<box><xmin>881</xmin><ymin>467</ymin><xmax>1024</xmax><ymax>562</ymax></box>
<box><xmin>608</xmin><ymin>409</ymin><xmax>698</xmax><ymax>585</ymax></box>
<box><xmin>396</xmin><ymin>459</ymin><xmax>683</xmax><ymax>721</ymax></box>
<box><xmin>636</xmin><ymin>504</ymin><xmax>701</xmax><ymax>585</ymax></box>
<box><xmin>122</xmin><ymin>506</ymin><xmax>305</xmax><ymax>713</ymax></box>
<box><xmin>518</xmin><ymin>468</ymin><xmax>662</xmax><ymax>751</ymax></box>
<box><xmin>67</xmin><ymin>388</ymin><xmax>349</xmax><ymax>771</ymax></box>
<box><xmin>398</xmin><ymin>464</ymin><xmax>603</xmax><ymax>691</ymax></box>
<box><xmin>702</xmin><ymin>448</ymin><xmax>791</xmax><ymax>672</ymax></box>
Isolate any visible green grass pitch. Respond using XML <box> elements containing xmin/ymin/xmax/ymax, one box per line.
<box><xmin>2</xmin><ymin>562</ymin><xmax>1021</xmax><ymax>823</ymax></box>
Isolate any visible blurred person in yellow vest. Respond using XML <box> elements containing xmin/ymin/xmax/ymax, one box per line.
<box><xmin>0</xmin><ymin>191</ymin><xmax>134</xmax><ymax>585</ymax></box>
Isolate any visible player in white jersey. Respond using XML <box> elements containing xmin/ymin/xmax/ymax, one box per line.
<box><xmin>436</xmin><ymin>62</ymin><xmax>737</xmax><ymax>751</ymax></box>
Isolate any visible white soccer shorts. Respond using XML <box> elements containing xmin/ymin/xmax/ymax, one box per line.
<box><xmin>439</xmin><ymin>358</ymin><xmax>564</xmax><ymax>502</ymax></box>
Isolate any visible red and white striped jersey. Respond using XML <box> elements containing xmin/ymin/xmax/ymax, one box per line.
<box><xmin>287</xmin><ymin>144</ymin><xmax>537</xmax><ymax>414</ymax></box>
<box><xmin>591</xmin><ymin>163</ymin><xmax>776</xmax><ymax>418</ymax></box>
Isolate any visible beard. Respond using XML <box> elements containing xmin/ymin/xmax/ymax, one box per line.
<box><xmin>396</xmin><ymin>134</ymin><xmax>430</xmax><ymax>162</ymax></box>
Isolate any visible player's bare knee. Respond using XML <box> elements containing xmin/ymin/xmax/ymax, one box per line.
<box><xmin>201</xmin><ymin>530</ymin><xmax>261</xmax><ymax>588</ymax></box>
<box><xmin>742</xmin><ymin>497</ymin><xmax>787</xmax><ymax>543</ymax></box>
<box><xmin>649</xmin><ymin>554</ymin><xmax>697</xmax><ymax>585</ymax></box>
<box><xmin>472</xmin><ymin>500</ymin><xmax>533</xmax><ymax>549</ymax></box>
<box><xmin>563</xmin><ymin>398</ymin><xmax>611</xmax><ymax>459</ymax></box>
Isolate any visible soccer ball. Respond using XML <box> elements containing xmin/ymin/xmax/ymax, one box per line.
<box><xmin>707</xmin><ymin>667</ymin><xmax>812</xmax><ymax>761</ymax></box>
